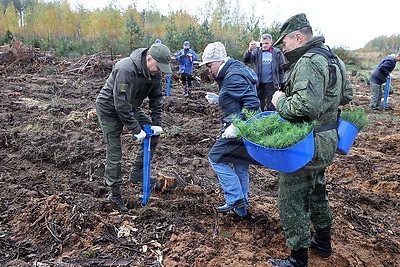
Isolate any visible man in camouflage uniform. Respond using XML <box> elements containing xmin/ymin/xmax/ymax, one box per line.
<box><xmin>268</xmin><ymin>13</ymin><xmax>353</xmax><ymax>266</ymax></box>
<box><xmin>96</xmin><ymin>43</ymin><xmax>172</xmax><ymax>212</ymax></box>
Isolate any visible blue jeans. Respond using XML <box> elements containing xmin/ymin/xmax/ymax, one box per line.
<box><xmin>209</xmin><ymin>157</ymin><xmax>249</xmax><ymax>216</ymax></box>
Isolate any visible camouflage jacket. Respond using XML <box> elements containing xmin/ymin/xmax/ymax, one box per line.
<box><xmin>276</xmin><ymin>36</ymin><xmax>353</xmax><ymax>165</ymax></box>
<box><xmin>95</xmin><ymin>48</ymin><xmax>163</xmax><ymax>134</ymax></box>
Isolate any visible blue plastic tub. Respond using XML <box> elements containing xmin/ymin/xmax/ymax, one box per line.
<box><xmin>242</xmin><ymin>112</ymin><xmax>314</xmax><ymax>173</ymax></box>
<box><xmin>336</xmin><ymin>118</ymin><xmax>359</xmax><ymax>155</ymax></box>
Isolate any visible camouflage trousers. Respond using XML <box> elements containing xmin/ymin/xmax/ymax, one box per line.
<box><xmin>369</xmin><ymin>81</ymin><xmax>382</xmax><ymax>109</ymax></box>
<box><xmin>278</xmin><ymin>167</ymin><xmax>334</xmax><ymax>250</ymax></box>
<box><xmin>97</xmin><ymin>110</ymin><xmax>159</xmax><ymax>187</ymax></box>
<box><xmin>277</xmin><ymin>133</ymin><xmax>337</xmax><ymax>250</ymax></box>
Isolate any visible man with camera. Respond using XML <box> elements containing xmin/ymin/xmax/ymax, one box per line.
<box><xmin>243</xmin><ymin>34</ymin><xmax>285</xmax><ymax>111</ymax></box>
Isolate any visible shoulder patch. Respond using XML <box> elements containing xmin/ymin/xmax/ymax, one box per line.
<box><xmin>118</xmin><ymin>83</ymin><xmax>128</xmax><ymax>93</ymax></box>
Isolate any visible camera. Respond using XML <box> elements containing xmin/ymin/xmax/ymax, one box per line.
<box><xmin>256</xmin><ymin>42</ymin><xmax>262</xmax><ymax>47</ymax></box>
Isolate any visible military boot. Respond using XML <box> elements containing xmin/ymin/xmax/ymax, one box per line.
<box><xmin>129</xmin><ymin>165</ymin><xmax>143</xmax><ymax>184</ymax></box>
<box><xmin>310</xmin><ymin>226</ymin><xmax>332</xmax><ymax>258</ymax></box>
<box><xmin>129</xmin><ymin>166</ymin><xmax>157</xmax><ymax>185</ymax></box>
<box><xmin>267</xmin><ymin>248</ymin><xmax>308</xmax><ymax>267</ymax></box>
<box><xmin>107</xmin><ymin>186</ymin><xmax>128</xmax><ymax>212</ymax></box>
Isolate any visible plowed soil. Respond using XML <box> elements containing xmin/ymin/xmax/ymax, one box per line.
<box><xmin>0</xmin><ymin>55</ymin><xmax>399</xmax><ymax>266</ymax></box>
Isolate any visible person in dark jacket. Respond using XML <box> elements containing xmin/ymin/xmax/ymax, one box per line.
<box><xmin>243</xmin><ymin>34</ymin><xmax>285</xmax><ymax>111</ymax></box>
<box><xmin>95</xmin><ymin>43</ymin><xmax>172</xmax><ymax>212</ymax></box>
<box><xmin>369</xmin><ymin>53</ymin><xmax>400</xmax><ymax>110</ymax></box>
<box><xmin>202</xmin><ymin>41</ymin><xmax>260</xmax><ymax>218</ymax></box>
<box><xmin>268</xmin><ymin>13</ymin><xmax>352</xmax><ymax>266</ymax></box>
<box><xmin>175</xmin><ymin>41</ymin><xmax>199</xmax><ymax>97</ymax></box>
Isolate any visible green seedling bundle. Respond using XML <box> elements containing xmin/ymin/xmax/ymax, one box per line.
<box><xmin>340</xmin><ymin>108</ymin><xmax>370</xmax><ymax>131</ymax></box>
<box><xmin>234</xmin><ymin>111</ymin><xmax>314</xmax><ymax>149</ymax></box>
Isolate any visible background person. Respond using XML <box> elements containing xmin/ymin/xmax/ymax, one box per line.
<box><xmin>243</xmin><ymin>34</ymin><xmax>285</xmax><ymax>111</ymax></box>
<box><xmin>268</xmin><ymin>13</ymin><xmax>353</xmax><ymax>266</ymax></box>
<box><xmin>175</xmin><ymin>41</ymin><xmax>199</xmax><ymax>97</ymax></box>
<box><xmin>202</xmin><ymin>41</ymin><xmax>260</xmax><ymax>218</ymax></box>
<box><xmin>95</xmin><ymin>43</ymin><xmax>172</xmax><ymax>212</ymax></box>
<box><xmin>369</xmin><ymin>52</ymin><xmax>400</xmax><ymax>110</ymax></box>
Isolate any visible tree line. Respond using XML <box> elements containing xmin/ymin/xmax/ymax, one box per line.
<box><xmin>0</xmin><ymin>0</ymin><xmax>280</xmax><ymax>59</ymax></box>
<box><xmin>1</xmin><ymin>0</ymin><xmax>399</xmax><ymax>60</ymax></box>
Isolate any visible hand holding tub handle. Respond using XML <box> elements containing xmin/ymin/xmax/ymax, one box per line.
<box><xmin>222</xmin><ymin>124</ymin><xmax>238</xmax><ymax>138</ymax></box>
<box><xmin>205</xmin><ymin>92</ymin><xmax>219</xmax><ymax>104</ymax></box>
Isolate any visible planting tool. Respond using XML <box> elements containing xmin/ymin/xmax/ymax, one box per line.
<box><xmin>382</xmin><ymin>76</ymin><xmax>391</xmax><ymax>109</ymax></box>
<box><xmin>141</xmin><ymin>125</ymin><xmax>153</xmax><ymax>207</ymax></box>
<box><xmin>166</xmin><ymin>74</ymin><xmax>171</xmax><ymax>97</ymax></box>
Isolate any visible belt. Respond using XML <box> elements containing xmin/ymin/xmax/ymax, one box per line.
<box><xmin>314</xmin><ymin>122</ymin><xmax>338</xmax><ymax>133</ymax></box>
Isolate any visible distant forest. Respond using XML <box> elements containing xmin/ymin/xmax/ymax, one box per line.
<box><xmin>1</xmin><ymin>0</ymin><xmax>399</xmax><ymax>58</ymax></box>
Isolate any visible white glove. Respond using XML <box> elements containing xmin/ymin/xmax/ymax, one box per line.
<box><xmin>151</xmin><ymin>126</ymin><xmax>163</xmax><ymax>135</ymax></box>
<box><xmin>133</xmin><ymin>130</ymin><xmax>146</xmax><ymax>141</ymax></box>
<box><xmin>389</xmin><ymin>73</ymin><xmax>393</xmax><ymax>78</ymax></box>
<box><xmin>205</xmin><ymin>92</ymin><xmax>219</xmax><ymax>104</ymax></box>
<box><xmin>221</xmin><ymin>124</ymin><xmax>238</xmax><ymax>138</ymax></box>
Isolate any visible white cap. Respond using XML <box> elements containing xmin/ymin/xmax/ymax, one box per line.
<box><xmin>200</xmin><ymin>41</ymin><xmax>227</xmax><ymax>66</ymax></box>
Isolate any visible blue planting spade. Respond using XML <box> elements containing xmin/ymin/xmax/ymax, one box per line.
<box><xmin>166</xmin><ymin>74</ymin><xmax>171</xmax><ymax>97</ymax></box>
<box><xmin>141</xmin><ymin>125</ymin><xmax>153</xmax><ymax>207</ymax></box>
<box><xmin>382</xmin><ymin>76</ymin><xmax>391</xmax><ymax>109</ymax></box>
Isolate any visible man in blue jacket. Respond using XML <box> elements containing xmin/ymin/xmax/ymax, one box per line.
<box><xmin>202</xmin><ymin>41</ymin><xmax>260</xmax><ymax>218</ymax></box>
<box><xmin>243</xmin><ymin>34</ymin><xmax>285</xmax><ymax>111</ymax></box>
<box><xmin>175</xmin><ymin>41</ymin><xmax>199</xmax><ymax>97</ymax></box>
<box><xmin>369</xmin><ymin>53</ymin><xmax>400</xmax><ymax>110</ymax></box>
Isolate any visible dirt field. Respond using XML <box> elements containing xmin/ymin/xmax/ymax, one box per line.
<box><xmin>0</xmin><ymin>51</ymin><xmax>399</xmax><ymax>266</ymax></box>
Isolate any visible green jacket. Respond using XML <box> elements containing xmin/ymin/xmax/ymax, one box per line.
<box><xmin>277</xmin><ymin>36</ymin><xmax>353</xmax><ymax>167</ymax></box>
<box><xmin>96</xmin><ymin>48</ymin><xmax>163</xmax><ymax>134</ymax></box>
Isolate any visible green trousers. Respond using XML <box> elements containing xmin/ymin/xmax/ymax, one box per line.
<box><xmin>369</xmin><ymin>81</ymin><xmax>382</xmax><ymax>109</ymax></box>
<box><xmin>98</xmin><ymin>109</ymin><xmax>159</xmax><ymax>187</ymax></box>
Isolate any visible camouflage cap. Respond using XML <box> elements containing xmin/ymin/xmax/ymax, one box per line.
<box><xmin>274</xmin><ymin>13</ymin><xmax>310</xmax><ymax>46</ymax></box>
<box><xmin>148</xmin><ymin>43</ymin><xmax>172</xmax><ymax>73</ymax></box>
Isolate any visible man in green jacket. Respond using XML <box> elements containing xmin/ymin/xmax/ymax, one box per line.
<box><xmin>96</xmin><ymin>43</ymin><xmax>172</xmax><ymax>212</ymax></box>
<box><xmin>268</xmin><ymin>13</ymin><xmax>353</xmax><ymax>266</ymax></box>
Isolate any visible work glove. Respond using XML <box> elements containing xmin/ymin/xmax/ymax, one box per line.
<box><xmin>221</xmin><ymin>124</ymin><xmax>238</xmax><ymax>138</ymax></box>
<box><xmin>151</xmin><ymin>126</ymin><xmax>163</xmax><ymax>135</ymax></box>
<box><xmin>205</xmin><ymin>92</ymin><xmax>219</xmax><ymax>104</ymax></box>
<box><xmin>132</xmin><ymin>130</ymin><xmax>146</xmax><ymax>141</ymax></box>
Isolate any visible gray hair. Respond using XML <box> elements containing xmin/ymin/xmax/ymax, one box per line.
<box><xmin>261</xmin><ymin>34</ymin><xmax>272</xmax><ymax>42</ymax></box>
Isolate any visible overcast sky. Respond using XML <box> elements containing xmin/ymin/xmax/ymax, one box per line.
<box><xmin>66</xmin><ymin>0</ymin><xmax>399</xmax><ymax>50</ymax></box>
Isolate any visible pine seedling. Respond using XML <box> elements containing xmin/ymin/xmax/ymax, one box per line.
<box><xmin>235</xmin><ymin>112</ymin><xmax>314</xmax><ymax>149</ymax></box>
<box><xmin>340</xmin><ymin>108</ymin><xmax>370</xmax><ymax>131</ymax></box>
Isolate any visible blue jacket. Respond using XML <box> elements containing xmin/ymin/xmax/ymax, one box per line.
<box><xmin>216</xmin><ymin>58</ymin><xmax>260</xmax><ymax>125</ymax></box>
<box><xmin>243</xmin><ymin>46</ymin><xmax>285</xmax><ymax>89</ymax></box>
<box><xmin>370</xmin><ymin>55</ymin><xmax>397</xmax><ymax>85</ymax></box>
<box><xmin>175</xmin><ymin>49</ymin><xmax>198</xmax><ymax>75</ymax></box>
<box><xmin>208</xmin><ymin>59</ymin><xmax>261</xmax><ymax>164</ymax></box>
